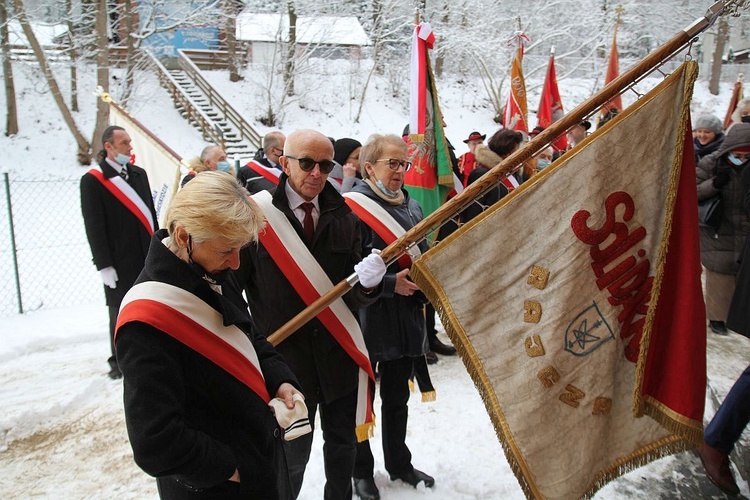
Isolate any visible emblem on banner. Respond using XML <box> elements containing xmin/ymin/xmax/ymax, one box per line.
<box><xmin>565</xmin><ymin>301</ymin><xmax>614</xmax><ymax>357</ymax></box>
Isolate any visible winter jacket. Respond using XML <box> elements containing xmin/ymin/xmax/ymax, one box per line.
<box><xmin>237</xmin><ymin>157</ymin><xmax>280</xmax><ymax>195</ymax></box>
<box><xmin>696</xmin><ymin>123</ymin><xmax>750</xmax><ymax>274</ymax></box>
<box><xmin>350</xmin><ymin>182</ymin><xmax>430</xmax><ymax>362</ymax></box>
<box><xmin>116</xmin><ymin>230</ymin><xmax>299</xmax><ymax>499</ymax></box>
<box><xmin>80</xmin><ymin>159</ymin><xmax>158</xmax><ymax>306</ymax></box>
<box><xmin>461</xmin><ymin>144</ymin><xmax>522</xmax><ymax>224</ymax></box>
<box><xmin>694</xmin><ymin>133</ymin><xmax>725</xmax><ymax>164</ymax></box>
<box><xmin>235</xmin><ymin>175</ymin><xmax>379</xmax><ymax>406</ymax></box>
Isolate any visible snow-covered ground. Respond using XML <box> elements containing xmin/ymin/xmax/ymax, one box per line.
<box><xmin>0</xmin><ymin>42</ymin><xmax>748</xmax><ymax>498</ymax></box>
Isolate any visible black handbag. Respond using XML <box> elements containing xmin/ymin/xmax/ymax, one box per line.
<box><xmin>698</xmin><ymin>195</ymin><xmax>723</xmax><ymax>232</ymax></box>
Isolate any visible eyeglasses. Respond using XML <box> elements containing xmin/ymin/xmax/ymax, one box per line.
<box><xmin>375</xmin><ymin>158</ymin><xmax>412</xmax><ymax>171</ymax></box>
<box><xmin>285</xmin><ymin>155</ymin><xmax>335</xmax><ymax>174</ymax></box>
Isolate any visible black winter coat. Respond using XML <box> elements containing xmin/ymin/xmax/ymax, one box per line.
<box><xmin>235</xmin><ymin>175</ymin><xmax>379</xmax><ymax>405</ymax></box>
<box><xmin>350</xmin><ymin>183</ymin><xmax>430</xmax><ymax>362</ymax></box>
<box><xmin>117</xmin><ymin>230</ymin><xmax>299</xmax><ymax>499</ymax></box>
<box><xmin>237</xmin><ymin>158</ymin><xmax>280</xmax><ymax>195</ymax></box>
<box><xmin>696</xmin><ymin>124</ymin><xmax>750</xmax><ymax>273</ymax></box>
<box><xmin>80</xmin><ymin>159</ymin><xmax>158</xmax><ymax>305</ymax></box>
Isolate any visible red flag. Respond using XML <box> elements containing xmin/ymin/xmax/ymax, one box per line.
<box><xmin>536</xmin><ymin>49</ymin><xmax>568</xmax><ymax>152</ymax></box>
<box><xmin>600</xmin><ymin>22</ymin><xmax>622</xmax><ymax>118</ymax></box>
<box><xmin>502</xmin><ymin>33</ymin><xmax>529</xmax><ymax>134</ymax></box>
<box><xmin>724</xmin><ymin>78</ymin><xmax>744</xmax><ymax>129</ymax></box>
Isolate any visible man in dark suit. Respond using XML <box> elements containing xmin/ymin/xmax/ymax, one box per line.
<box><xmin>237</xmin><ymin>130</ymin><xmax>286</xmax><ymax>194</ymax></box>
<box><xmin>80</xmin><ymin>125</ymin><xmax>159</xmax><ymax>379</ymax></box>
<box><xmin>235</xmin><ymin>129</ymin><xmax>386</xmax><ymax>499</ymax></box>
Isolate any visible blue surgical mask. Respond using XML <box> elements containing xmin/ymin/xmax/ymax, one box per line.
<box><xmin>537</xmin><ymin>159</ymin><xmax>552</xmax><ymax>170</ymax></box>
<box><xmin>375</xmin><ymin>178</ymin><xmax>401</xmax><ymax>198</ymax></box>
<box><xmin>728</xmin><ymin>154</ymin><xmax>747</xmax><ymax>167</ymax></box>
<box><xmin>115</xmin><ymin>153</ymin><xmax>130</xmax><ymax>165</ymax></box>
<box><xmin>216</xmin><ymin>161</ymin><xmax>231</xmax><ymax>172</ymax></box>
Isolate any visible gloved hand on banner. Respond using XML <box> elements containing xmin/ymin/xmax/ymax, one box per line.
<box><xmin>100</xmin><ymin>266</ymin><xmax>119</xmax><ymax>289</ymax></box>
<box><xmin>354</xmin><ymin>249</ymin><xmax>386</xmax><ymax>289</ymax></box>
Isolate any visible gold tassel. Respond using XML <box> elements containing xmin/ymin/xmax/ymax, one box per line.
<box><xmin>408</xmin><ymin>379</ymin><xmax>415</xmax><ymax>392</ymax></box>
<box><xmin>355</xmin><ymin>421</ymin><xmax>375</xmax><ymax>443</ymax></box>
<box><xmin>421</xmin><ymin>390</ymin><xmax>437</xmax><ymax>403</ymax></box>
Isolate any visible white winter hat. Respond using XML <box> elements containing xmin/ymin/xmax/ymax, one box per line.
<box><xmin>694</xmin><ymin>114</ymin><xmax>723</xmax><ymax>135</ymax></box>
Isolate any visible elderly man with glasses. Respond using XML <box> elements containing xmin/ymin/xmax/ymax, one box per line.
<box><xmin>235</xmin><ymin>129</ymin><xmax>387</xmax><ymax>500</ymax></box>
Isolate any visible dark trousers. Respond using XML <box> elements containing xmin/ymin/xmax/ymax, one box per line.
<box><xmin>705</xmin><ymin>364</ymin><xmax>750</xmax><ymax>455</ymax></box>
<box><xmin>354</xmin><ymin>356</ymin><xmax>415</xmax><ymax>479</ymax></box>
<box><xmin>285</xmin><ymin>388</ymin><xmax>357</xmax><ymax>500</ymax></box>
<box><xmin>108</xmin><ymin>304</ymin><xmax>120</xmax><ymax>370</ymax></box>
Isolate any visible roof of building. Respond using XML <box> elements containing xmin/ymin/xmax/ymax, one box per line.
<box><xmin>236</xmin><ymin>13</ymin><xmax>371</xmax><ymax>46</ymax></box>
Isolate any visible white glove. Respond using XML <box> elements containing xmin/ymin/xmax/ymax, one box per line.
<box><xmin>100</xmin><ymin>266</ymin><xmax>119</xmax><ymax>289</ymax></box>
<box><xmin>354</xmin><ymin>249</ymin><xmax>386</xmax><ymax>289</ymax></box>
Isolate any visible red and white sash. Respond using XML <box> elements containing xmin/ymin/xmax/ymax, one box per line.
<box><xmin>343</xmin><ymin>192</ymin><xmax>422</xmax><ymax>270</ymax></box>
<box><xmin>246</xmin><ymin>160</ymin><xmax>281</xmax><ymax>185</ymax></box>
<box><xmin>88</xmin><ymin>166</ymin><xmax>155</xmax><ymax>235</ymax></box>
<box><xmin>251</xmin><ymin>190</ymin><xmax>374</xmax><ymax>441</ymax></box>
<box><xmin>501</xmin><ymin>174</ymin><xmax>520</xmax><ymax>192</ymax></box>
<box><xmin>116</xmin><ymin>280</ymin><xmax>270</xmax><ymax>403</ymax></box>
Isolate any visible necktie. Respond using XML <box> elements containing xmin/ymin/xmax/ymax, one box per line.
<box><xmin>301</xmin><ymin>202</ymin><xmax>315</xmax><ymax>244</ymax></box>
<box><xmin>119</xmin><ymin>167</ymin><xmax>129</xmax><ymax>181</ymax></box>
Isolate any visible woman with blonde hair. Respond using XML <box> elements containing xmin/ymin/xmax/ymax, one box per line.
<box><xmin>116</xmin><ymin>171</ymin><xmax>304</xmax><ymax>499</ymax></box>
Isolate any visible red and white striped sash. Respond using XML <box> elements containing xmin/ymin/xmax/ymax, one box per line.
<box><xmin>343</xmin><ymin>192</ymin><xmax>422</xmax><ymax>270</ymax></box>
<box><xmin>251</xmin><ymin>190</ymin><xmax>374</xmax><ymax>441</ymax></box>
<box><xmin>246</xmin><ymin>160</ymin><xmax>281</xmax><ymax>185</ymax></box>
<box><xmin>116</xmin><ymin>281</ymin><xmax>270</xmax><ymax>403</ymax></box>
<box><xmin>501</xmin><ymin>174</ymin><xmax>520</xmax><ymax>192</ymax></box>
<box><xmin>88</xmin><ymin>166</ymin><xmax>155</xmax><ymax>235</ymax></box>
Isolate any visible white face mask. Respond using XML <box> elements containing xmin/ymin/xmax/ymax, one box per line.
<box><xmin>728</xmin><ymin>154</ymin><xmax>748</xmax><ymax>167</ymax></box>
<box><xmin>115</xmin><ymin>153</ymin><xmax>130</xmax><ymax>165</ymax></box>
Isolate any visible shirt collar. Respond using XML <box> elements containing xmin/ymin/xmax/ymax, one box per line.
<box><xmin>285</xmin><ymin>181</ymin><xmax>319</xmax><ymax>212</ymax></box>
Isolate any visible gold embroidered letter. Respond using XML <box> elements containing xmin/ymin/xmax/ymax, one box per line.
<box><xmin>559</xmin><ymin>385</ymin><xmax>585</xmax><ymax>408</ymax></box>
<box><xmin>537</xmin><ymin>366</ymin><xmax>559</xmax><ymax>388</ymax></box>
<box><xmin>525</xmin><ymin>335</ymin><xmax>545</xmax><ymax>357</ymax></box>
<box><xmin>592</xmin><ymin>397</ymin><xmax>612</xmax><ymax>415</ymax></box>
<box><xmin>527</xmin><ymin>265</ymin><xmax>550</xmax><ymax>290</ymax></box>
<box><xmin>524</xmin><ymin>301</ymin><xmax>542</xmax><ymax>323</ymax></box>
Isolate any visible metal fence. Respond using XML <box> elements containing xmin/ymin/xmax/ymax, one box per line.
<box><xmin>0</xmin><ymin>173</ymin><xmax>101</xmax><ymax>316</ymax></box>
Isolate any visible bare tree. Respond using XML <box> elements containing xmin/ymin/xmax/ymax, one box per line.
<box><xmin>1</xmin><ymin>0</ymin><xmax>19</xmax><ymax>136</ymax></box>
<box><xmin>709</xmin><ymin>15</ymin><xmax>729</xmax><ymax>95</ymax></box>
<box><xmin>284</xmin><ymin>0</ymin><xmax>297</xmax><ymax>97</ymax></box>
<box><xmin>91</xmin><ymin>0</ymin><xmax>109</xmax><ymax>155</ymax></box>
<box><xmin>64</xmin><ymin>0</ymin><xmax>78</xmax><ymax>112</ymax></box>
<box><xmin>13</xmin><ymin>0</ymin><xmax>91</xmax><ymax>164</ymax></box>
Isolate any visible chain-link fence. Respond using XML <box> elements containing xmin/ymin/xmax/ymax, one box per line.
<box><xmin>0</xmin><ymin>173</ymin><xmax>102</xmax><ymax>316</ymax></box>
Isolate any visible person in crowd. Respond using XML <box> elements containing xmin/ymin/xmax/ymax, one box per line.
<box><xmin>235</xmin><ymin>129</ymin><xmax>386</xmax><ymax>499</ymax></box>
<box><xmin>457</xmin><ymin>131</ymin><xmax>486</xmax><ymax>188</ymax></box>
<box><xmin>181</xmin><ymin>145</ymin><xmax>230</xmax><ymax>187</ymax></box>
<box><xmin>534</xmin><ymin>145</ymin><xmax>555</xmax><ymax>171</ymax></box>
<box><xmin>461</xmin><ymin>128</ymin><xmax>524</xmax><ymax>225</ymax></box>
<box><xmin>116</xmin><ymin>172</ymin><xmax>304</xmax><ymax>499</ymax></box>
<box><xmin>693</xmin><ymin>114</ymin><xmax>726</xmax><ymax>164</ymax></box>
<box><xmin>730</xmin><ymin>98</ymin><xmax>750</xmax><ymax>127</ymax></box>
<box><xmin>237</xmin><ymin>131</ymin><xmax>286</xmax><ymax>194</ymax></box>
<box><xmin>701</xmin><ymin>158</ymin><xmax>750</xmax><ymax>496</ymax></box>
<box><xmin>696</xmin><ymin>123</ymin><xmax>750</xmax><ymax>335</ymax></box>
<box><xmin>596</xmin><ymin>107</ymin><xmax>619</xmax><ymax>129</ymax></box>
<box><xmin>528</xmin><ymin>125</ymin><xmax>545</xmax><ymax>139</ymax></box>
<box><xmin>566</xmin><ymin>120</ymin><xmax>591</xmax><ymax>150</ymax></box>
<box><xmin>349</xmin><ymin>134</ymin><xmax>435</xmax><ymax>500</ymax></box>
<box><xmin>329</xmin><ymin>137</ymin><xmax>364</xmax><ymax>193</ymax></box>
<box><xmin>80</xmin><ymin>125</ymin><xmax>158</xmax><ymax>380</ymax></box>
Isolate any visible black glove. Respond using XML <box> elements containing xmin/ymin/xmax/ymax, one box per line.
<box><xmin>713</xmin><ymin>166</ymin><xmax>731</xmax><ymax>189</ymax></box>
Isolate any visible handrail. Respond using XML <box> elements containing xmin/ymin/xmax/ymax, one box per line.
<box><xmin>178</xmin><ymin>49</ymin><xmax>262</xmax><ymax>151</ymax></box>
<box><xmin>142</xmin><ymin>50</ymin><xmax>226</xmax><ymax>151</ymax></box>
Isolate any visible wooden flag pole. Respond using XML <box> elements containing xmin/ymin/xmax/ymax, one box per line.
<box><xmin>268</xmin><ymin>1</ymin><xmax>730</xmax><ymax>347</ymax></box>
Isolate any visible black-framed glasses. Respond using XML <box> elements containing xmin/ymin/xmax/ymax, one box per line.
<box><xmin>375</xmin><ymin>158</ymin><xmax>412</xmax><ymax>172</ymax></box>
<box><xmin>285</xmin><ymin>155</ymin><xmax>336</xmax><ymax>174</ymax></box>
